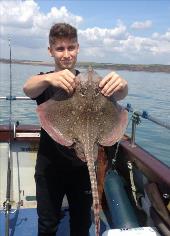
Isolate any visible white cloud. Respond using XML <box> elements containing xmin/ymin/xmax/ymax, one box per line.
<box><xmin>79</xmin><ymin>21</ymin><xmax>128</xmax><ymax>43</ymax></box>
<box><xmin>81</xmin><ymin>47</ymin><xmax>105</xmax><ymax>58</ymax></box>
<box><xmin>152</xmin><ymin>30</ymin><xmax>170</xmax><ymax>42</ymax></box>
<box><xmin>0</xmin><ymin>0</ymin><xmax>83</xmax><ymax>29</ymax></box>
<box><xmin>131</xmin><ymin>20</ymin><xmax>152</xmax><ymax>29</ymax></box>
<box><xmin>0</xmin><ymin>0</ymin><xmax>39</xmax><ymax>28</ymax></box>
<box><xmin>78</xmin><ymin>21</ymin><xmax>170</xmax><ymax>62</ymax></box>
<box><xmin>0</xmin><ymin>0</ymin><xmax>83</xmax><ymax>50</ymax></box>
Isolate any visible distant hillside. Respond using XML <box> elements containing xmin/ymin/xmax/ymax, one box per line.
<box><xmin>0</xmin><ymin>58</ymin><xmax>54</xmax><ymax>66</ymax></box>
<box><xmin>77</xmin><ymin>62</ymin><xmax>170</xmax><ymax>73</ymax></box>
<box><xmin>1</xmin><ymin>58</ymin><xmax>170</xmax><ymax>73</ymax></box>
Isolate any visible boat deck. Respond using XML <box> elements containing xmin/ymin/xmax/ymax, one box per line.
<box><xmin>0</xmin><ymin>125</ymin><xmax>170</xmax><ymax>236</ymax></box>
<box><xmin>0</xmin><ymin>207</ymin><xmax>107</xmax><ymax>236</ymax></box>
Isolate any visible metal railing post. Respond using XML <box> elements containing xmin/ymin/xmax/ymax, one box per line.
<box><xmin>130</xmin><ymin>113</ymin><xmax>140</xmax><ymax>147</ymax></box>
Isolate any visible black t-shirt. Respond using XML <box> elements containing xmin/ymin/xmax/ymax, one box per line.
<box><xmin>35</xmin><ymin>70</ymin><xmax>85</xmax><ymax>167</ymax></box>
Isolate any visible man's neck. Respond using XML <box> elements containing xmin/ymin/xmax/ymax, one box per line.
<box><xmin>55</xmin><ymin>66</ymin><xmax>76</xmax><ymax>75</ymax></box>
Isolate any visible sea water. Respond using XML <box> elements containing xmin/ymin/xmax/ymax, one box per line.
<box><xmin>0</xmin><ymin>63</ymin><xmax>170</xmax><ymax>166</ymax></box>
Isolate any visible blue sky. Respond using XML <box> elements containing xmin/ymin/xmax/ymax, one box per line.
<box><xmin>0</xmin><ymin>0</ymin><xmax>170</xmax><ymax>64</ymax></box>
<box><xmin>36</xmin><ymin>0</ymin><xmax>170</xmax><ymax>32</ymax></box>
<box><xmin>38</xmin><ymin>1</ymin><xmax>167</xmax><ymax>23</ymax></box>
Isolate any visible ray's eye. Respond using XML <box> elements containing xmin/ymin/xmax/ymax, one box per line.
<box><xmin>95</xmin><ymin>87</ymin><xmax>100</xmax><ymax>96</ymax></box>
<box><xmin>80</xmin><ymin>87</ymin><xmax>87</xmax><ymax>96</ymax></box>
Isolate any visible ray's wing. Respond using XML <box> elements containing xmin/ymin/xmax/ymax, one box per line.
<box><xmin>36</xmin><ymin>98</ymin><xmax>74</xmax><ymax>146</ymax></box>
<box><xmin>98</xmin><ymin>102</ymin><xmax>128</xmax><ymax>146</ymax></box>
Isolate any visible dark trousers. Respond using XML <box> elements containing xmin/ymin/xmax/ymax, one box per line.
<box><xmin>35</xmin><ymin>154</ymin><xmax>92</xmax><ymax>236</ymax></box>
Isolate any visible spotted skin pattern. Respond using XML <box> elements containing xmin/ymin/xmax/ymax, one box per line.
<box><xmin>37</xmin><ymin>67</ymin><xmax>128</xmax><ymax>236</ymax></box>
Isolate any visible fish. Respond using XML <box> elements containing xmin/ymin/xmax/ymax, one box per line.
<box><xmin>36</xmin><ymin>67</ymin><xmax>128</xmax><ymax>236</ymax></box>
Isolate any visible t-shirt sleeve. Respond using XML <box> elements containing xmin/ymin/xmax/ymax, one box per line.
<box><xmin>33</xmin><ymin>69</ymin><xmax>80</xmax><ymax>105</ymax></box>
<box><xmin>32</xmin><ymin>71</ymin><xmax>54</xmax><ymax>105</ymax></box>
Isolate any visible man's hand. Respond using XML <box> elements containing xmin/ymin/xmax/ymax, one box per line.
<box><xmin>46</xmin><ymin>69</ymin><xmax>77</xmax><ymax>94</ymax></box>
<box><xmin>99</xmin><ymin>71</ymin><xmax>128</xmax><ymax>100</ymax></box>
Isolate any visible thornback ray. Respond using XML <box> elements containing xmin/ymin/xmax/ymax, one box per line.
<box><xmin>36</xmin><ymin>67</ymin><xmax>128</xmax><ymax>236</ymax></box>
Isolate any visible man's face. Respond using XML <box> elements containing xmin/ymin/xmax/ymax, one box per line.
<box><xmin>48</xmin><ymin>38</ymin><xmax>79</xmax><ymax>70</ymax></box>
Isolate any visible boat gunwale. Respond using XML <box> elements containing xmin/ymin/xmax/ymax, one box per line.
<box><xmin>120</xmin><ymin>139</ymin><xmax>170</xmax><ymax>191</ymax></box>
<box><xmin>0</xmin><ymin>124</ymin><xmax>169</xmax><ymax>190</ymax></box>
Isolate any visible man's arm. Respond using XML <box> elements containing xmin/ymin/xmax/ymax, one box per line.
<box><xmin>99</xmin><ymin>71</ymin><xmax>128</xmax><ymax>101</ymax></box>
<box><xmin>23</xmin><ymin>73</ymin><xmax>50</xmax><ymax>98</ymax></box>
<box><xmin>23</xmin><ymin>69</ymin><xmax>76</xmax><ymax>98</ymax></box>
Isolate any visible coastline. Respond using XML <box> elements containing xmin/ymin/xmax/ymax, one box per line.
<box><xmin>1</xmin><ymin>58</ymin><xmax>170</xmax><ymax>73</ymax></box>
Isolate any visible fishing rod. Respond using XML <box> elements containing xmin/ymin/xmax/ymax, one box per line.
<box><xmin>3</xmin><ymin>38</ymin><xmax>13</xmax><ymax>236</ymax></box>
<box><xmin>126</xmin><ymin>103</ymin><xmax>170</xmax><ymax>130</ymax></box>
<box><xmin>125</xmin><ymin>103</ymin><xmax>170</xmax><ymax>147</ymax></box>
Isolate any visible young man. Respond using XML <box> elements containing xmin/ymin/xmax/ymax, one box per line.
<box><xmin>23</xmin><ymin>23</ymin><xmax>128</xmax><ymax>236</ymax></box>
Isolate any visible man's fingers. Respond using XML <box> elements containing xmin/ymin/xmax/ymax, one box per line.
<box><xmin>101</xmin><ymin>76</ymin><xmax>122</xmax><ymax>95</ymax></box>
<box><xmin>60</xmin><ymin>84</ymin><xmax>70</xmax><ymax>93</ymax></box>
<box><xmin>62</xmin><ymin>70</ymin><xmax>76</xmax><ymax>87</ymax></box>
<box><xmin>60</xmin><ymin>78</ymin><xmax>75</xmax><ymax>93</ymax></box>
<box><xmin>52</xmin><ymin>75</ymin><xmax>74</xmax><ymax>93</ymax></box>
<box><xmin>51</xmin><ymin>69</ymin><xmax>76</xmax><ymax>93</ymax></box>
<box><xmin>99</xmin><ymin>71</ymin><xmax>118</xmax><ymax>88</ymax></box>
<box><xmin>99</xmin><ymin>70</ymin><xmax>126</xmax><ymax>97</ymax></box>
<box><xmin>104</xmin><ymin>82</ymin><xmax>122</xmax><ymax>97</ymax></box>
<box><xmin>101</xmin><ymin>78</ymin><xmax>117</xmax><ymax>93</ymax></box>
<box><xmin>63</xmin><ymin>74</ymin><xmax>76</xmax><ymax>88</ymax></box>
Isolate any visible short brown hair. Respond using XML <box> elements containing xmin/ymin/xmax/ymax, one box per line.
<box><xmin>49</xmin><ymin>23</ymin><xmax>78</xmax><ymax>45</ymax></box>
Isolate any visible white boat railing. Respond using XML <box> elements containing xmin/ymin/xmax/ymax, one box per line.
<box><xmin>0</xmin><ymin>96</ymin><xmax>30</xmax><ymax>100</ymax></box>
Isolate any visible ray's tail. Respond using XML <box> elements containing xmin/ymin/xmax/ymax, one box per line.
<box><xmin>86</xmin><ymin>155</ymin><xmax>100</xmax><ymax>236</ymax></box>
